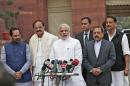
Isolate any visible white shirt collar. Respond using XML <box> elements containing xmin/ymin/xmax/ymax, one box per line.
<box><xmin>107</xmin><ymin>29</ymin><xmax>116</xmax><ymax>41</ymax></box>
<box><xmin>94</xmin><ymin>40</ymin><xmax>102</xmax><ymax>58</ymax></box>
<box><xmin>84</xmin><ymin>30</ymin><xmax>90</xmax><ymax>35</ymax></box>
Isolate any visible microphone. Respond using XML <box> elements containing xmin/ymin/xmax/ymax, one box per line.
<box><xmin>60</xmin><ymin>60</ymin><xmax>67</xmax><ymax>73</ymax></box>
<box><xmin>70</xmin><ymin>59</ymin><xmax>79</xmax><ymax>72</ymax></box>
<box><xmin>37</xmin><ymin>59</ymin><xmax>50</xmax><ymax>80</ymax></box>
<box><xmin>41</xmin><ymin>59</ymin><xmax>50</xmax><ymax>71</ymax></box>
<box><xmin>66</xmin><ymin>59</ymin><xmax>73</xmax><ymax>73</ymax></box>
<box><xmin>72</xmin><ymin>59</ymin><xmax>79</xmax><ymax>66</ymax></box>
<box><xmin>50</xmin><ymin>59</ymin><xmax>61</xmax><ymax>86</ymax></box>
<box><xmin>57</xmin><ymin>60</ymin><xmax>63</xmax><ymax>73</ymax></box>
<box><xmin>50</xmin><ymin>59</ymin><xmax>58</xmax><ymax>73</ymax></box>
<box><xmin>56</xmin><ymin>60</ymin><xmax>67</xmax><ymax>85</ymax></box>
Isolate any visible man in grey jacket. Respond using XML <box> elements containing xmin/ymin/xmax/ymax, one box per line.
<box><xmin>83</xmin><ymin>26</ymin><xmax>116</xmax><ymax>86</ymax></box>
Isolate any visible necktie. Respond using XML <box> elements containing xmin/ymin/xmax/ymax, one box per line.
<box><xmin>84</xmin><ymin>32</ymin><xmax>88</xmax><ymax>45</ymax></box>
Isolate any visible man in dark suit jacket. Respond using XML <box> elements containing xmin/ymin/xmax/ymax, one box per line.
<box><xmin>75</xmin><ymin>17</ymin><xmax>93</xmax><ymax>83</ymax></box>
<box><xmin>83</xmin><ymin>26</ymin><xmax>116</xmax><ymax>86</ymax></box>
<box><xmin>75</xmin><ymin>17</ymin><xmax>93</xmax><ymax>49</ymax></box>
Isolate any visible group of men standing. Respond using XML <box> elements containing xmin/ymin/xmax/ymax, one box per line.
<box><xmin>76</xmin><ymin>16</ymin><xmax>130</xmax><ymax>86</ymax></box>
<box><xmin>0</xmin><ymin>15</ymin><xmax>129</xmax><ymax>86</ymax></box>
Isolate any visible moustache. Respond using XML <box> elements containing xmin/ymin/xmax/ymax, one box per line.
<box><xmin>94</xmin><ymin>36</ymin><xmax>99</xmax><ymax>38</ymax></box>
<box><xmin>36</xmin><ymin>30</ymin><xmax>42</xmax><ymax>32</ymax></box>
<box><xmin>106</xmin><ymin>25</ymin><xmax>111</xmax><ymax>28</ymax></box>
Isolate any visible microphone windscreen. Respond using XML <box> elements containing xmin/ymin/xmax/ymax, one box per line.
<box><xmin>51</xmin><ymin>59</ymin><xmax>58</xmax><ymax>73</ymax></box>
<box><xmin>46</xmin><ymin>58</ymin><xmax>50</xmax><ymax>61</ymax></box>
<box><xmin>47</xmin><ymin>64</ymin><xmax>53</xmax><ymax>69</ymax></box>
<box><xmin>72</xmin><ymin>59</ymin><xmax>79</xmax><ymax>66</ymax></box>
<box><xmin>60</xmin><ymin>63</ymin><xmax>67</xmax><ymax>69</ymax></box>
<box><xmin>58</xmin><ymin>60</ymin><xmax>62</xmax><ymax>65</ymax></box>
<box><xmin>51</xmin><ymin>60</ymin><xmax>55</xmax><ymax>64</ymax></box>
<box><xmin>63</xmin><ymin>60</ymin><xmax>67</xmax><ymax>64</ymax></box>
<box><xmin>42</xmin><ymin>59</ymin><xmax>50</xmax><ymax>71</ymax></box>
<box><xmin>60</xmin><ymin>60</ymin><xmax>66</xmax><ymax>69</ymax></box>
<box><xmin>70</xmin><ymin>59</ymin><xmax>73</xmax><ymax>62</ymax></box>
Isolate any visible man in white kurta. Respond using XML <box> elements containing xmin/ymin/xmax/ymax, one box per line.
<box><xmin>44</xmin><ymin>24</ymin><xmax>86</xmax><ymax>86</ymax></box>
<box><xmin>29</xmin><ymin>20</ymin><xmax>58</xmax><ymax>86</ymax></box>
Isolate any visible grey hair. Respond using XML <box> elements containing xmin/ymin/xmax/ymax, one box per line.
<box><xmin>59</xmin><ymin>24</ymin><xmax>70</xmax><ymax>31</ymax></box>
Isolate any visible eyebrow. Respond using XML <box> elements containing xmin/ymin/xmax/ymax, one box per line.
<box><xmin>60</xmin><ymin>30</ymin><xmax>69</xmax><ymax>32</ymax></box>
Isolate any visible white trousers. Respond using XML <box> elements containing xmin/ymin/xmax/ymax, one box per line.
<box><xmin>34</xmin><ymin>80</ymin><xmax>43</xmax><ymax>86</ymax></box>
<box><xmin>33</xmin><ymin>56</ymin><xmax>44</xmax><ymax>86</ymax></box>
<box><xmin>111</xmin><ymin>71</ymin><xmax>129</xmax><ymax>86</ymax></box>
<box><xmin>15</xmin><ymin>81</ymin><xmax>32</xmax><ymax>86</ymax></box>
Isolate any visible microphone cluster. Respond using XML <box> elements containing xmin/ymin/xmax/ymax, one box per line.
<box><xmin>36</xmin><ymin>58</ymin><xmax>79</xmax><ymax>80</ymax></box>
<box><xmin>46</xmin><ymin>59</ymin><xmax>79</xmax><ymax>73</ymax></box>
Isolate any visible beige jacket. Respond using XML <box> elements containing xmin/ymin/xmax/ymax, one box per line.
<box><xmin>29</xmin><ymin>31</ymin><xmax>58</xmax><ymax>66</ymax></box>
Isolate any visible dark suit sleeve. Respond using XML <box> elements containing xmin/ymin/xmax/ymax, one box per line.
<box><xmin>83</xmin><ymin>46</ymin><xmax>93</xmax><ymax>72</ymax></box>
<box><xmin>100</xmin><ymin>42</ymin><xmax>116</xmax><ymax>72</ymax></box>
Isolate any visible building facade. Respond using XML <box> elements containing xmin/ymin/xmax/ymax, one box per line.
<box><xmin>0</xmin><ymin>0</ymin><xmax>130</xmax><ymax>41</ymax></box>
